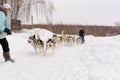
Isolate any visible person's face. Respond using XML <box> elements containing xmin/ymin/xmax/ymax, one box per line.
<box><xmin>4</xmin><ymin>8</ymin><xmax>11</xmax><ymax>14</ymax></box>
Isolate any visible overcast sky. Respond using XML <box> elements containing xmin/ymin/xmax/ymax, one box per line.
<box><xmin>52</xmin><ymin>0</ymin><xmax>120</xmax><ymax>26</ymax></box>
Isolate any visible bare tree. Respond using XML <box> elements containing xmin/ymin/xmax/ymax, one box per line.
<box><xmin>0</xmin><ymin>0</ymin><xmax>3</xmax><ymax>5</ymax></box>
<box><xmin>0</xmin><ymin>0</ymin><xmax>7</xmax><ymax>5</ymax></box>
<box><xmin>114</xmin><ymin>21</ymin><xmax>120</xmax><ymax>27</ymax></box>
<box><xmin>11</xmin><ymin>0</ymin><xmax>55</xmax><ymax>24</ymax></box>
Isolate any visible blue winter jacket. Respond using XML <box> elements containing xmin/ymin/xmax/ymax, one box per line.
<box><xmin>0</xmin><ymin>11</ymin><xmax>7</xmax><ymax>39</ymax></box>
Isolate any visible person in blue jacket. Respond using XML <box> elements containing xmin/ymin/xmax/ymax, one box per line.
<box><xmin>79</xmin><ymin>29</ymin><xmax>85</xmax><ymax>44</ymax></box>
<box><xmin>0</xmin><ymin>3</ymin><xmax>14</xmax><ymax>62</ymax></box>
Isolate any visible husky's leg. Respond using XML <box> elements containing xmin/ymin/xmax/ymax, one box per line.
<box><xmin>52</xmin><ymin>46</ymin><xmax>55</xmax><ymax>55</ymax></box>
<box><xmin>42</xmin><ymin>47</ymin><xmax>45</xmax><ymax>55</ymax></box>
<box><xmin>34</xmin><ymin>47</ymin><xmax>38</xmax><ymax>54</ymax></box>
<box><xmin>44</xmin><ymin>47</ymin><xmax>47</xmax><ymax>56</ymax></box>
<box><xmin>38</xmin><ymin>47</ymin><xmax>42</xmax><ymax>54</ymax></box>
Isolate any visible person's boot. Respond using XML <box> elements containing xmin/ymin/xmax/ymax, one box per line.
<box><xmin>3</xmin><ymin>52</ymin><xmax>14</xmax><ymax>63</ymax></box>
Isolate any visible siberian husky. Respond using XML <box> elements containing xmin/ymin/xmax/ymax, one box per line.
<box><xmin>27</xmin><ymin>34</ymin><xmax>44</xmax><ymax>54</ymax></box>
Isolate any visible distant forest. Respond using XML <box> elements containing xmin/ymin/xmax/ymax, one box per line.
<box><xmin>19</xmin><ymin>24</ymin><xmax>120</xmax><ymax>36</ymax></box>
<box><xmin>11</xmin><ymin>19</ymin><xmax>120</xmax><ymax>36</ymax></box>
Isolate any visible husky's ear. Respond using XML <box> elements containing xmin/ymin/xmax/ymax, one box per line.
<box><xmin>37</xmin><ymin>33</ymin><xmax>40</xmax><ymax>40</ymax></box>
<box><xmin>33</xmin><ymin>34</ymin><xmax>36</xmax><ymax>39</ymax></box>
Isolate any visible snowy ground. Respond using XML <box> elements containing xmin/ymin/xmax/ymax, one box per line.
<box><xmin>0</xmin><ymin>28</ymin><xmax>120</xmax><ymax>80</ymax></box>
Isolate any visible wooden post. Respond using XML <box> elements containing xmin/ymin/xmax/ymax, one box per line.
<box><xmin>31</xmin><ymin>15</ymin><xmax>33</xmax><ymax>27</ymax></box>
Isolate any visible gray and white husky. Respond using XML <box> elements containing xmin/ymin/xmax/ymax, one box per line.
<box><xmin>27</xmin><ymin>34</ymin><xmax>44</xmax><ymax>54</ymax></box>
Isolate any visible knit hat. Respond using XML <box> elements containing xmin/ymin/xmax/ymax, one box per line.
<box><xmin>3</xmin><ymin>3</ymin><xmax>11</xmax><ymax>10</ymax></box>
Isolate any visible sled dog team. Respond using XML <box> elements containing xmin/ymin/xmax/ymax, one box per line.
<box><xmin>27</xmin><ymin>30</ymin><xmax>85</xmax><ymax>55</ymax></box>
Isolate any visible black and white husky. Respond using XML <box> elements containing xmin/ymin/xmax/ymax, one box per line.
<box><xmin>45</xmin><ymin>38</ymin><xmax>56</xmax><ymax>55</ymax></box>
<box><xmin>27</xmin><ymin>34</ymin><xmax>44</xmax><ymax>54</ymax></box>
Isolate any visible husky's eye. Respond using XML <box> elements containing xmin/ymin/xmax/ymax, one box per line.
<box><xmin>27</xmin><ymin>40</ymin><xmax>31</xmax><ymax>43</ymax></box>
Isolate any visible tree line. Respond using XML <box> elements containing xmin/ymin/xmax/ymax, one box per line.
<box><xmin>21</xmin><ymin>24</ymin><xmax>120</xmax><ymax>36</ymax></box>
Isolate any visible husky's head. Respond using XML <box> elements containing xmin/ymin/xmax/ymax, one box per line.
<box><xmin>27</xmin><ymin>35</ymin><xmax>36</xmax><ymax>44</ymax></box>
<box><xmin>46</xmin><ymin>39</ymin><xmax>55</xmax><ymax>47</ymax></box>
<box><xmin>67</xmin><ymin>36</ymin><xmax>75</xmax><ymax>42</ymax></box>
<box><xmin>76</xmin><ymin>37</ymin><xmax>81</xmax><ymax>44</ymax></box>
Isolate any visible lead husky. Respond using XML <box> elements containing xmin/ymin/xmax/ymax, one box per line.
<box><xmin>27</xmin><ymin>34</ymin><xmax>44</xmax><ymax>54</ymax></box>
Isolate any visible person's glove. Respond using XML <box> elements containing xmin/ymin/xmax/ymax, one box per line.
<box><xmin>4</xmin><ymin>28</ymin><xmax>12</xmax><ymax>35</ymax></box>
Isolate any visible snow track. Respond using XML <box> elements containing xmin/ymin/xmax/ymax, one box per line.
<box><xmin>0</xmin><ymin>29</ymin><xmax>120</xmax><ymax>80</ymax></box>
